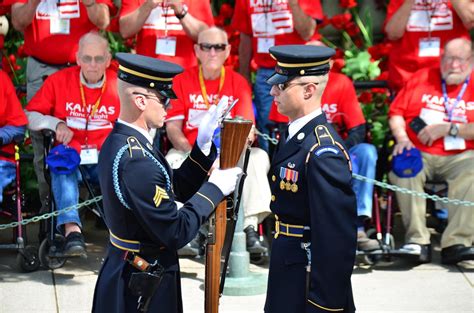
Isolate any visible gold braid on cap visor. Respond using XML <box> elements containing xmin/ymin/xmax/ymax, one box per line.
<box><xmin>118</xmin><ymin>65</ymin><xmax>173</xmax><ymax>82</ymax></box>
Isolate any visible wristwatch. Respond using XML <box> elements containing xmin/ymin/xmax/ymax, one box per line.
<box><xmin>449</xmin><ymin>123</ymin><xmax>459</xmax><ymax>137</ymax></box>
<box><xmin>175</xmin><ymin>4</ymin><xmax>188</xmax><ymax>19</ymax></box>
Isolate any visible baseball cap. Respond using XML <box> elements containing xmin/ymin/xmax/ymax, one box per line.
<box><xmin>392</xmin><ymin>148</ymin><xmax>423</xmax><ymax>178</ymax></box>
<box><xmin>46</xmin><ymin>144</ymin><xmax>80</xmax><ymax>175</ymax></box>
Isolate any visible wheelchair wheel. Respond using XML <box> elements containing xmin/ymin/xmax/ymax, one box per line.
<box><xmin>39</xmin><ymin>236</ymin><xmax>67</xmax><ymax>270</ymax></box>
<box><xmin>16</xmin><ymin>245</ymin><xmax>41</xmax><ymax>272</ymax></box>
<box><xmin>366</xmin><ymin>229</ymin><xmax>395</xmax><ymax>265</ymax></box>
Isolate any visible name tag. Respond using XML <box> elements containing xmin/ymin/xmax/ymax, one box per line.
<box><xmin>257</xmin><ymin>37</ymin><xmax>275</xmax><ymax>54</ymax></box>
<box><xmin>156</xmin><ymin>36</ymin><xmax>177</xmax><ymax>56</ymax></box>
<box><xmin>50</xmin><ymin>17</ymin><xmax>70</xmax><ymax>35</ymax></box>
<box><xmin>444</xmin><ymin>136</ymin><xmax>466</xmax><ymax>151</ymax></box>
<box><xmin>80</xmin><ymin>145</ymin><xmax>98</xmax><ymax>165</ymax></box>
<box><xmin>418</xmin><ymin>37</ymin><xmax>440</xmax><ymax>57</ymax></box>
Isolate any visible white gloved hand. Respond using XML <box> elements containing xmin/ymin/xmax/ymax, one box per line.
<box><xmin>196</xmin><ymin>96</ymin><xmax>229</xmax><ymax>155</ymax></box>
<box><xmin>208</xmin><ymin>167</ymin><xmax>243</xmax><ymax>196</ymax></box>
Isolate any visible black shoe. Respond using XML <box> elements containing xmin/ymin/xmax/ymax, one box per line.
<box><xmin>64</xmin><ymin>232</ymin><xmax>87</xmax><ymax>257</ymax></box>
<box><xmin>244</xmin><ymin>226</ymin><xmax>268</xmax><ymax>254</ymax></box>
<box><xmin>441</xmin><ymin>245</ymin><xmax>474</xmax><ymax>265</ymax></box>
<box><xmin>399</xmin><ymin>243</ymin><xmax>432</xmax><ymax>263</ymax></box>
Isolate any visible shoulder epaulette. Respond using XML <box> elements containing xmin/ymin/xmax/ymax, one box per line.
<box><xmin>314</xmin><ymin>125</ymin><xmax>335</xmax><ymax>146</ymax></box>
<box><xmin>127</xmin><ymin>136</ymin><xmax>145</xmax><ymax>158</ymax></box>
<box><xmin>305</xmin><ymin>125</ymin><xmax>352</xmax><ymax>171</ymax></box>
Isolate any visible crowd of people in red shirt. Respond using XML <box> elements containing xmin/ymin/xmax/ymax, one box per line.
<box><xmin>0</xmin><ymin>0</ymin><xmax>473</xmax><ymax>265</ymax></box>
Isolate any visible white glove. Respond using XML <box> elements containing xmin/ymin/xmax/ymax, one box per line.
<box><xmin>208</xmin><ymin>167</ymin><xmax>243</xmax><ymax>196</ymax></box>
<box><xmin>196</xmin><ymin>96</ymin><xmax>229</xmax><ymax>155</ymax></box>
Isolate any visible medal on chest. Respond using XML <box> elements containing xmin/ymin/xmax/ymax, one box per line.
<box><xmin>279</xmin><ymin>166</ymin><xmax>299</xmax><ymax>193</ymax></box>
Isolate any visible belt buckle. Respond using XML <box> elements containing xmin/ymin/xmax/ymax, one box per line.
<box><xmin>274</xmin><ymin>220</ymin><xmax>280</xmax><ymax>239</ymax></box>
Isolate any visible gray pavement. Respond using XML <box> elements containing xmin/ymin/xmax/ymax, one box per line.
<box><xmin>0</xmin><ymin>216</ymin><xmax>473</xmax><ymax>313</ymax></box>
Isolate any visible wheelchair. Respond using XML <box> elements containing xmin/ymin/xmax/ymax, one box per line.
<box><xmin>37</xmin><ymin>129</ymin><xmax>103</xmax><ymax>269</ymax></box>
<box><xmin>0</xmin><ymin>136</ymin><xmax>41</xmax><ymax>272</ymax></box>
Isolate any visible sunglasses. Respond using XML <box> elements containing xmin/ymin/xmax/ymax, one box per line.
<box><xmin>276</xmin><ymin>82</ymin><xmax>319</xmax><ymax>91</ymax></box>
<box><xmin>198</xmin><ymin>43</ymin><xmax>228</xmax><ymax>52</ymax></box>
<box><xmin>80</xmin><ymin>55</ymin><xmax>107</xmax><ymax>64</ymax></box>
<box><xmin>133</xmin><ymin>92</ymin><xmax>171</xmax><ymax>110</ymax></box>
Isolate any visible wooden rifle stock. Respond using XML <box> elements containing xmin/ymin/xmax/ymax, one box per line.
<box><xmin>204</xmin><ymin>119</ymin><xmax>252</xmax><ymax>313</ymax></box>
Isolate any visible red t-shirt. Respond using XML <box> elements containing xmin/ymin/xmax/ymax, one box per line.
<box><xmin>166</xmin><ymin>66</ymin><xmax>255</xmax><ymax>145</ymax></box>
<box><xmin>26</xmin><ymin>66</ymin><xmax>120</xmax><ymax>153</ymax></box>
<box><xmin>0</xmin><ymin>70</ymin><xmax>28</xmax><ymax>163</ymax></box>
<box><xmin>0</xmin><ymin>0</ymin><xmax>10</xmax><ymax>15</ymax></box>
<box><xmin>385</xmin><ymin>0</ymin><xmax>469</xmax><ymax>91</ymax></box>
<box><xmin>268</xmin><ymin>72</ymin><xmax>365</xmax><ymax>139</ymax></box>
<box><xmin>231</xmin><ymin>0</ymin><xmax>322</xmax><ymax>69</ymax></box>
<box><xmin>120</xmin><ymin>0</ymin><xmax>213</xmax><ymax>69</ymax></box>
<box><xmin>13</xmin><ymin>0</ymin><xmax>115</xmax><ymax>65</ymax></box>
<box><xmin>389</xmin><ymin>67</ymin><xmax>474</xmax><ymax>156</ymax></box>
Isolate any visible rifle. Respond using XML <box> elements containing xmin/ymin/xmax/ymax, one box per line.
<box><xmin>204</xmin><ymin>118</ymin><xmax>252</xmax><ymax>313</ymax></box>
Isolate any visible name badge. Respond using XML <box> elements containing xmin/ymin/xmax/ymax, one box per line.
<box><xmin>156</xmin><ymin>36</ymin><xmax>177</xmax><ymax>56</ymax></box>
<box><xmin>50</xmin><ymin>17</ymin><xmax>70</xmax><ymax>35</ymax></box>
<box><xmin>257</xmin><ymin>37</ymin><xmax>275</xmax><ymax>54</ymax></box>
<box><xmin>418</xmin><ymin>37</ymin><xmax>440</xmax><ymax>57</ymax></box>
<box><xmin>80</xmin><ymin>145</ymin><xmax>98</xmax><ymax>165</ymax></box>
<box><xmin>444</xmin><ymin>136</ymin><xmax>466</xmax><ymax>151</ymax></box>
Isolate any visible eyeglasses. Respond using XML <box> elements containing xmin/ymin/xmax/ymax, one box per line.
<box><xmin>132</xmin><ymin>92</ymin><xmax>171</xmax><ymax>110</ymax></box>
<box><xmin>80</xmin><ymin>55</ymin><xmax>107</xmax><ymax>64</ymax></box>
<box><xmin>275</xmin><ymin>82</ymin><xmax>319</xmax><ymax>91</ymax></box>
<box><xmin>442</xmin><ymin>56</ymin><xmax>472</xmax><ymax>65</ymax></box>
<box><xmin>198</xmin><ymin>43</ymin><xmax>228</xmax><ymax>52</ymax></box>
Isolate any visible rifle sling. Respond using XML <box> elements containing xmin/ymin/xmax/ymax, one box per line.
<box><xmin>219</xmin><ymin>145</ymin><xmax>252</xmax><ymax>295</ymax></box>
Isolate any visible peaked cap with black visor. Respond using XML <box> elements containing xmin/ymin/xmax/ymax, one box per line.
<box><xmin>116</xmin><ymin>52</ymin><xmax>183</xmax><ymax>99</ymax></box>
<box><xmin>266</xmin><ymin>45</ymin><xmax>335</xmax><ymax>85</ymax></box>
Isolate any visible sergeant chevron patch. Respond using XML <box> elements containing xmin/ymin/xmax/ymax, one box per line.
<box><xmin>153</xmin><ymin>186</ymin><xmax>169</xmax><ymax>207</ymax></box>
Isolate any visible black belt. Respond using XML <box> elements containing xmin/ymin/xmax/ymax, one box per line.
<box><xmin>109</xmin><ymin>231</ymin><xmax>164</xmax><ymax>256</ymax></box>
<box><xmin>274</xmin><ymin>220</ymin><xmax>310</xmax><ymax>239</ymax></box>
<box><xmin>30</xmin><ymin>56</ymin><xmax>75</xmax><ymax>68</ymax></box>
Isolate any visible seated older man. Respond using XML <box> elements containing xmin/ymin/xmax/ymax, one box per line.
<box><xmin>0</xmin><ymin>70</ymin><xmax>27</xmax><ymax>203</ymax></box>
<box><xmin>389</xmin><ymin>38</ymin><xmax>474</xmax><ymax>264</ymax></box>
<box><xmin>25</xmin><ymin>32</ymin><xmax>120</xmax><ymax>257</ymax></box>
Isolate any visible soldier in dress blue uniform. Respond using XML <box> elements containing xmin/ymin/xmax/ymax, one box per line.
<box><xmin>92</xmin><ymin>53</ymin><xmax>242</xmax><ymax>313</ymax></box>
<box><xmin>264</xmin><ymin>45</ymin><xmax>357</xmax><ymax>313</ymax></box>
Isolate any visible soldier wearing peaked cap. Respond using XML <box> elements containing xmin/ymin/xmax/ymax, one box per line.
<box><xmin>92</xmin><ymin>53</ymin><xmax>242</xmax><ymax>313</ymax></box>
<box><xmin>264</xmin><ymin>45</ymin><xmax>357</xmax><ymax>313</ymax></box>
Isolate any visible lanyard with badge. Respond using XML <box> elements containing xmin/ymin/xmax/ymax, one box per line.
<box><xmin>199</xmin><ymin>65</ymin><xmax>226</xmax><ymax>149</ymax></box>
<box><xmin>50</xmin><ymin>0</ymin><xmax>72</xmax><ymax>34</ymax></box>
<box><xmin>79</xmin><ymin>79</ymin><xmax>107</xmax><ymax>164</ymax></box>
<box><xmin>156</xmin><ymin>2</ymin><xmax>177</xmax><ymax>56</ymax></box>
<box><xmin>198</xmin><ymin>65</ymin><xmax>226</xmax><ymax>108</ymax></box>
<box><xmin>418</xmin><ymin>0</ymin><xmax>441</xmax><ymax>57</ymax></box>
<box><xmin>257</xmin><ymin>0</ymin><xmax>274</xmax><ymax>54</ymax></box>
<box><xmin>442</xmin><ymin>76</ymin><xmax>469</xmax><ymax>150</ymax></box>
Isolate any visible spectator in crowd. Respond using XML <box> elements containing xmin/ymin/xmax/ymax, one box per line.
<box><xmin>389</xmin><ymin>38</ymin><xmax>474</xmax><ymax>264</ymax></box>
<box><xmin>0</xmin><ymin>70</ymin><xmax>27</xmax><ymax>204</ymax></box>
<box><xmin>11</xmin><ymin>0</ymin><xmax>114</xmax><ymax>211</ymax></box>
<box><xmin>24</xmin><ymin>32</ymin><xmax>120</xmax><ymax>257</ymax></box>
<box><xmin>165</xmin><ymin>27</ymin><xmax>271</xmax><ymax>256</ymax></box>
<box><xmin>385</xmin><ymin>0</ymin><xmax>474</xmax><ymax>92</ymax></box>
<box><xmin>119</xmin><ymin>0</ymin><xmax>213</xmax><ymax>69</ymax></box>
<box><xmin>269</xmin><ymin>69</ymin><xmax>379</xmax><ymax>252</ymax></box>
<box><xmin>231</xmin><ymin>0</ymin><xmax>322</xmax><ymax>152</ymax></box>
